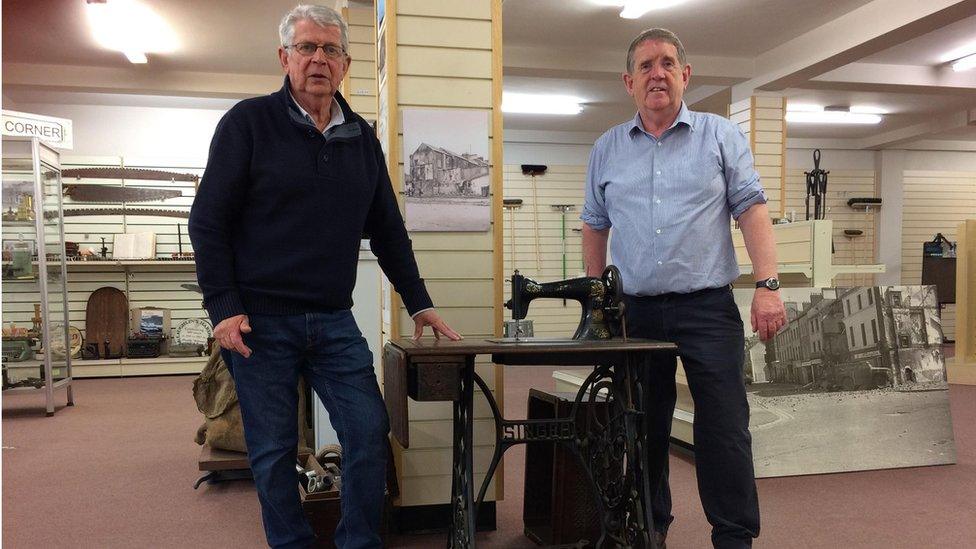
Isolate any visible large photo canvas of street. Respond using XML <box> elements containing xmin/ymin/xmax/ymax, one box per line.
<box><xmin>733</xmin><ymin>285</ymin><xmax>956</xmax><ymax>478</ymax></box>
<box><xmin>401</xmin><ymin>108</ymin><xmax>490</xmax><ymax>231</ymax></box>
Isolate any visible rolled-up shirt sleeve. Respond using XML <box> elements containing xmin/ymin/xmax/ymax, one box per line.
<box><xmin>581</xmin><ymin>138</ymin><xmax>612</xmax><ymax>230</ymax></box>
<box><xmin>721</xmin><ymin>124</ymin><xmax>767</xmax><ymax>220</ymax></box>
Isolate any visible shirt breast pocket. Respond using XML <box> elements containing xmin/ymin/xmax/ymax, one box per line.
<box><xmin>679</xmin><ymin>151</ymin><xmax>724</xmax><ymax>201</ymax></box>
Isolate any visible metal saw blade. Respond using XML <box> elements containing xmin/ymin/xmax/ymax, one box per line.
<box><xmin>64</xmin><ymin>184</ymin><xmax>183</xmax><ymax>203</ymax></box>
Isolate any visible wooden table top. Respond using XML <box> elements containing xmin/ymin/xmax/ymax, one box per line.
<box><xmin>387</xmin><ymin>337</ymin><xmax>677</xmax><ymax>357</ymax></box>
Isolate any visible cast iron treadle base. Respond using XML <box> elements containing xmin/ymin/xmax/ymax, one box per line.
<box><xmin>452</xmin><ymin>358</ymin><xmax>656</xmax><ymax>548</ymax></box>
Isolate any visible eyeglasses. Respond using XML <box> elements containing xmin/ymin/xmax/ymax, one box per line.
<box><xmin>286</xmin><ymin>42</ymin><xmax>346</xmax><ymax>59</ymax></box>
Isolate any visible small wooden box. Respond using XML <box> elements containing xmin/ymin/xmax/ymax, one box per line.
<box><xmin>299</xmin><ymin>454</ymin><xmax>392</xmax><ymax>547</ymax></box>
<box><xmin>299</xmin><ymin>455</ymin><xmax>342</xmax><ymax>547</ymax></box>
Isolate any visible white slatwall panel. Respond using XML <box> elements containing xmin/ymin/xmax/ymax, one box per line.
<box><xmin>344</xmin><ymin>6</ymin><xmax>377</xmax><ymax>121</ymax></box>
<box><xmin>731</xmin><ymin>97</ymin><xmax>784</xmax><ymax>216</ymax></box>
<box><xmin>502</xmin><ymin>164</ymin><xmax>586</xmax><ymax>337</ymax></box>
<box><xmin>381</xmin><ymin>1</ymin><xmax>502</xmax><ymax>507</ymax></box>
<box><xmin>784</xmin><ymin>169</ymin><xmax>878</xmax><ymax>287</ymax></box>
<box><xmin>902</xmin><ymin>171</ymin><xmax>976</xmax><ymax>341</ymax></box>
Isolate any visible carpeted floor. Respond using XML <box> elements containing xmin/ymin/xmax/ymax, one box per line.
<box><xmin>3</xmin><ymin>368</ymin><xmax>974</xmax><ymax>548</ymax></box>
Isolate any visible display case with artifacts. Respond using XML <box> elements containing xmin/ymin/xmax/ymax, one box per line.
<box><xmin>1</xmin><ymin>136</ymin><xmax>74</xmax><ymax>415</ymax></box>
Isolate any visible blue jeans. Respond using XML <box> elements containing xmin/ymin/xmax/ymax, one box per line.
<box><xmin>225</xmin><ymin>311</ymin><xmax>389</xmax><ymax>549</ymax></box>
<box><xmin>625</xmin><ymin>286</ymin><xmax>759</xmax><ymax>549</ymax></box>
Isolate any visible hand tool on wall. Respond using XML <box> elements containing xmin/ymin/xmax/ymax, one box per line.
<box><xmin>551</xmin><ymin>204</ymin><xmax>575</xmax><ymax>304</ymax></box>
<box><xmin>63</xmin><ymin>184</ymin><xmax>182</xmax><ymax>203</ymax></box>
<box><xmin>804</xmin><ymin>149</ymin><xmax>829</xmax><ymax>220</ymax></box>
<box><xmin>48</xmin><ymin>207</ymin><xmax>190</xmax><ymax>220</ymax></box>
<box><xmin>58</xmin><ymin>167</ymin><xmax>199</xmax><ymax>183</ymax></box>
<box><xmin>521</xmin><ymin>165</ymin><xmax>547</xmax><ymax>272</ymax></box>
<box><xmin>503</xmin><ymin>199</ymin><xmax>523</xmax><ymax>274</ymax></box>
<box><xmin>502</xmin><ymin>198</ymin><xmax>532</xmax><ymax>339</ymax></box>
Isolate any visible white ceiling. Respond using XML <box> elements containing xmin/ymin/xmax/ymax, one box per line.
<box><xmin>3</xmin><ymin>0</ymin><xmax>976</xmax><ymax>148</ymax></box>
<box><xmin>504</xmin><ymin>0</ymin><xmax>876</xmax><ymax>58</ymax></box>
<box><xmin>860</xmin><ymin>14</ymin><xmax>976</xmax><ymax>65</ymax></box>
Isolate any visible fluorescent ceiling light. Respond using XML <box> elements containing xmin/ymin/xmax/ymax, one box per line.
<box><xmin>939</xmin><ymin>42</ymin><xmax>976</xmax><ymax>63</ymax></box>
<box><xmin>951</xmin><ymin>53</ymin><xmax>976</xmax><ymax>72</ymax></box>
<box><xmin>124</xmin><ymin>51</ymin><xmax>148</xmax><ymax>64</ymax></box>
<box><xmin>786</xmin><ymin>103</ymin><xmax>886</xmax><ymax>124</ymax></box>
<box><xmin>592</xmin><ymin>0</ymin><xmax>686</xmax><ymax>18</ymax></box>
<box><xmin>86</xmin><ymin>0</ymin><xmax>178</xmax><ymax>63</ymax></box>
<box><xmin>785</xmin><ymin>111</ymin><xmax>882</xmax><ymax>125</ymax></box>
<box><xmin>502</xmin><ymin>93</ymin><xmax>583</xmax><ymax>115</ymax></box>
<box><xmin>786</xmin><ymin>103</ymin><xmax>822</xmax><ymax>113</ymax></box>
<box><xmin>849</xmin><ymin>105</ymin><xmax>888</xmax><ymax>114</ymax></box>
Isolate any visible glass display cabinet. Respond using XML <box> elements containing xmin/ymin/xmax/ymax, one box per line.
<box><xmin>2</xmin><ymin>136</ymin><xmax>74</xmax><ymax>415</ymax></box>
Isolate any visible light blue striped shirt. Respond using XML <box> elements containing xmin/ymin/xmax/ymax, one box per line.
<box><xmin>582</xmin><ymin>103</ymin><xmax>767</xmax><ymax>296</ymax></box>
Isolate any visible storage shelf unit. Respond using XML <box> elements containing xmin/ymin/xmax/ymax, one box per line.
<box><xmin>2</xmin><ymin>137</ymin><xmax>75</xmax><ymax>415</ymax></box>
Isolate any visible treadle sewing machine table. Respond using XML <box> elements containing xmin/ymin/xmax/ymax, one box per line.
<box><xmin>384</xmin><ymin>337</ymin><xmax>678</xmax><ymax>549</ymax></box>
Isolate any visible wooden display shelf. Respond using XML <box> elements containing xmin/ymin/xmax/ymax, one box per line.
<box><xmin>64</xmin><ymin>259</ymin><xmax>196</xmax><ymax>266</ymax></box>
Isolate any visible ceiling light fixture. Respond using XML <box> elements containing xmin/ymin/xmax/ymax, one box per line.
<box><xmin>939</xmin><ymin>42</ymin><xmax>976</xmax><ymax>63</ymax></box>
<box><xmin>785</xmin><ymin>104</ymin><xmax>885</xmax><ymax>124</ymax></box>
<box><xmin>592</xmin><ymin>0</ymin><xmax>686</xmax><ymax>19</ymax></box>
<box><xmin>85</xmin><ymin>0</ymin><xmax>178</xmax><ymax>64</ymax></box>
<box><xmin>951</xmin><ymin>52</ymin><xmax>976</xmax><ymax>72</ymax></box>
<box><xmin>849</xmin><ymin>105</ymin><xmax>888</xmax><ymax>115</ymax></box>
<box><xmin>502</xmin><ymin>93</ymin><xmax>584</xmax><ymax>115</ymax></box>
<box><xmin>785</xmin><ymin>111</ymin><xmax>882</xmax><ymax>125</ymax></box>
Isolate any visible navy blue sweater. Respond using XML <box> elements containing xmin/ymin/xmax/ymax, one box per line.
<box><xmin>189</xmin><ymin>81</ymin><xmax>432</xmax><ymax>325</ymax></box>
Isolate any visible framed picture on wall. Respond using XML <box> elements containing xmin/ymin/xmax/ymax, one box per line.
<box><xmin>401</xmin><ymin>108</ymin><xmax>491</xmax><ymax>232</ymax></box>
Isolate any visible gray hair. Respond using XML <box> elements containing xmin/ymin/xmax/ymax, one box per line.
<box><xmin>626</xmin><ymin>28</ymin><xmax>686</xmax><ymax>73</ymax></box>
<box><xmin>279</xmin><ymin>4</ymin><xmax>349</xmax><ymax>52</ymax></box>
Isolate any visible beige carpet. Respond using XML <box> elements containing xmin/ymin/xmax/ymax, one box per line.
<box><xmin>3</xmin><ymin>369</ymin><xmax>974</xmax><ymax>548</ymax></box>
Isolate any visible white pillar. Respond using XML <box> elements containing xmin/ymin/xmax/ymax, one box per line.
<box><xmin>875</xmin><ymin>149</ymin><xmax>905</xmax><ymax>285</ymax></box>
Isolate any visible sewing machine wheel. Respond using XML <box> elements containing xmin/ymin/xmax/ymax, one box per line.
<box><xmin>601</xmin><ymin>265</ymin><xmax>623</xmax><ymax>305</ymax></box>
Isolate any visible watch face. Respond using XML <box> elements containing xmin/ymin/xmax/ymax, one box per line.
<box><xmin>767</xmin><ymin>278</ymin><xmax>780</xmax><ymax>290</ymax></box>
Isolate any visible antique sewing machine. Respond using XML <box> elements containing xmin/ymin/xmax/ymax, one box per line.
<box><xmin>503</xmin><ymin>265</ymin><xmax>626</xmax><ymax>340</ymax></box>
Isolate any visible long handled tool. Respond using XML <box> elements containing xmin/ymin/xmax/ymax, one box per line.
<box><xmin>551</xmin><ymin>205</ymin><xmax>575</xmax><ymax>304</ymax></box>
<box><xmin>521</xmin><ymin>165</ymin><xmax>547</xmax><ymax>272</ymax></box>
<box><xmin>503</xmin><ymin>199</ymin><xmax>523</xmax><ymax>274</ymax></box>
<box><xmin>502</xmin><ymin>198</ymin><xmax>531</xmax><ymax>338</ymax></box>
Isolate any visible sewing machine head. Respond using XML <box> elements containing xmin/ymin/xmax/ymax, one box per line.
<box><xmin>505</xmin><ymin>266</ymin><xmax>624</xmax><ymax>340</ymax></box>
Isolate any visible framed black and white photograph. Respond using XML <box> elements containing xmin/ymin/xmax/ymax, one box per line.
<box><xmin>401</xmin><ymin>108</ymin><xmax>491</xmax><ymax>232</ymax></box>
<box><xmin>733</xmin><ymin>285</ymin><xmax>956</xmax><ymax>478</ymax></box>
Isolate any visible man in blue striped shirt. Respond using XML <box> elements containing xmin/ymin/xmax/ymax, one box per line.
<box><xmin>582</xmin><ymin>28</ymin><xmax>787</xmax><ymax>549</ymax></box>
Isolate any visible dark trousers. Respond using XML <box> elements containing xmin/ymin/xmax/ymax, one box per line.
<box><xmin>625</xmin><ymin>286</ymin><xmax>759</xmax><ymax>549</ymax></box>
<box><xmin>226</xmin><ymin>311</ymin><xmax>389</xmax><ymax>549</ymax></box>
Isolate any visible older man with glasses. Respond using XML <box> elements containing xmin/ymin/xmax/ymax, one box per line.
<box><xmin>189</xmin><ymin>4</ymin><xmax>460</xmax><ymax>548</ymax></box>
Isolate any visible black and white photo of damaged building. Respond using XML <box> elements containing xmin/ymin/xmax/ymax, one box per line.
<box><xmin>405</xmin><ymin>143</ymin><xmax>489</xmax><ymax>198</ymax></box>
<box><xmin>733</xmin><ymin>285</ymin><xmax>955</xmax><ymax>478</ymax></box>
<box><xmin>400</xmin><ymin>108</ymin><xmax>490</xmax><ymax>231</ymax></box>
<box><xmin>747</xmin><ymin>285</ymin><xmax>946</xmax><ymax>391</ymax></box>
